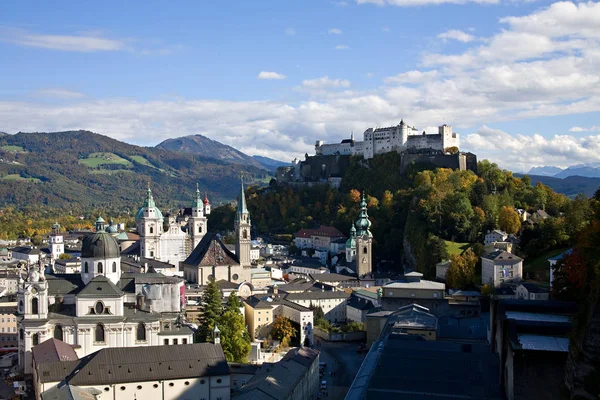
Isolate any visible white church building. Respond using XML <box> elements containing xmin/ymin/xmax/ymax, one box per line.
<box><xmin>17</xmin><ymin>217</ymin><xmax>192</xmax><ymax>374</ymax></box>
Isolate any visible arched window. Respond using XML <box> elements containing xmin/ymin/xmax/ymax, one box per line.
<box><xmin>32</xmin><ymin>333</ymin><xmax>39</xmax><ymax>346</ymax></box>
<box><xmin>243</xmin><ymin>229</ymin><xmax>248</xmax><ymax>239</ymax></box>
<box><xmin>112</xmin><ymin>262</ymin><xmax>117</xmax><ymax>273</ymax></box>
<box><xmin>149</xmin><ymin>226</ymin><xmax>154</xmax><ymax>234</ymax></box>
<box><xmin>31</xmin><ymin>298</ymin><xmax>38</xmax><ymax>315</ymax></box>
<box><xmin>363</xmin><ymin>247</ymin><xmax>367</xmax><ymax>254</ymax></box>
<box><xmin>198</xmin><ymin>226</ymin><xmax>202</xmax><ymax>233</ymax></box>
<box><xmin>136</xmin><ymin>323</ymin><xmax>146</xmax><ymax>341</ymax></box>
<box><xmin>97</xmin><ymin>262</ymin><xmax>103</xmax><ymax>273</ymax></box>
<box><xmin>84</xmin><ymin>262</ymin><xmax>89</xmax><ymax>273</ymax></box>
<box><xmin>54</xmin><ymin>325</ymin><xmax>63</xmax><ymax>341</ymax></box>
<box><xmin>95</xmin><ymin>324</ymin><xmax>105</xmax><ymax>342</ymax></box>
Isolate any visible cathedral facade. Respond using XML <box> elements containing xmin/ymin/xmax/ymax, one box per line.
<box><xmin>136</xmin><ymin>185</ymin><xmax>210</xmax><ymax>264</ymax></box>
<box><xmin>17</xmin><ymin>218</ymin><xmax>192</xmax><ymax>374</ymax></box>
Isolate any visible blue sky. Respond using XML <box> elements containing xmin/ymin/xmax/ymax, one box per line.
<box><xmin>1</xmin><ymin>0</ymin><xmax>599</xmax><ymax>172</ymax></box>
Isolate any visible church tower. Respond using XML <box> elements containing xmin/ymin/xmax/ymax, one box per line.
<box><xmin>188</xmin><ymin>184</ymin><xmax>208</xmax><ymax>249</ymax></box>
<box><xmin>355</xmin><ymin>193</ymin><xmax>373</xmax><ymax>278</ymax></box>
<box><xmin>345</xmin><ymin>224</ymin><xmax>357</xmax><ymax>263</ymax></box>
<box><xmin>17</xmin><ymin>261</ymin><xmax>49</xmax><ymax>372</ymax></box>
<box><xmin>235</xmin><ymin>180</ymin><xmax>251</xmax><ymax>266</ymax></box>
<box><xmin>49</xmin><ymin>222</ymin><xmax>64</xmax><ymax>260</ymax></box>
<box><xmin>136</xmin><ymin>185</ymin><xmax>163</xmax><ymax>259</ymax></box>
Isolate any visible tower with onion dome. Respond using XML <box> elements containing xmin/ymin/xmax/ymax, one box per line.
<box><xmin>136</xmin><ymin>184</ymin><xmax>164</xmax><ymax>259</ymax></box>
<box><xmin>188</xmin><ymin>183</ymin><xmax>208</xmax><ymax>249</ymax></box>
<box><xmin>355</xmin><ymin>193</ymin><xmax>373</xmax><ymax>278</ymax></box>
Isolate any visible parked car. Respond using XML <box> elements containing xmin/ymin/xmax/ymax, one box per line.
<box><xmin>320</xmin><ymin>380</ymin><xmax>327</xmax><ymax>390</ymax></box>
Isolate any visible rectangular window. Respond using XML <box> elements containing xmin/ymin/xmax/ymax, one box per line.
<box><xmin>173</xmin><ymin>339</ymin><xmax>178</xmax><ymax>345</ymax></box>
<box><xmin>164</xmin><ymin>339</ymin><xmax>169</xmax><ymax>345</ymax></box>
<box><xmin>182</xmin><ymin>338</ymin><xmax>187</xmax><ymax>344</ymax></box>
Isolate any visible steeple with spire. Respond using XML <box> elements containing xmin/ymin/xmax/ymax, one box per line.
<box><xmin>136</xmin><ymin>183</ymin><xmax>164</xmax><ymax>260</ymax></box>
<box><xmin>188</xmin><ymin>182</ymin><xmax>208</xmax><ymax>249</ymax></box>
<box><xmin>355</xmin><ymin>192</ymin><xmax>373</xmax><ymax>278</ymax></box>
<box><xmin>235</xmin><ymin>177</ymin><xmax>251</xmax><ymax>266</ymax></box>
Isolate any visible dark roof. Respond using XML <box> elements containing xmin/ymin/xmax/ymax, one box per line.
<box><xmin>32</xmin><ymin>338</ymin><xmax>79</xmax><ymax>364</ymax></box>
<box><xmin>120</xmin><ymin>240</ymin><xmax>140</xmax><ymax>256</ymax></box>
<box><xmin>245</xmin><ymin>295</ymin><xmax>274</xmax><ymax>310</ymax></box>
<box><xmin>182</xmin><ymin>232</ymin><xmax>239</xmax><ymax>267</ymax></box>
<box><xmin>215</xmin><ymin>279</ymin><xmax>239</xmax><ymax>290</ymax></box>
<box><xmin>40</xmin><ymin>343</ymin><xmax>229</xmax><ymax>386</ymax></box>
<box><xmin>11</xmin><ymin>246</ymin><xmax>40</xmax><ymax>255</ymax></box>
<box><xmin>81</xmin><ymin>232</ymin><xmax>120</xmax><ymax>259</ymax></box>
<box><xmin>133</xmin><ymin>273</ymin><xmax>182</xmax><ymax>285</ymax></box>
<box><xmin>295</xmin><ymin>226</ymin><xmax>345</xmax><ymax>239</ymax></box>
<box><xmin>46</xmin><ymin>274</ymin><xmax>85</xmax><ymax>296</ymax></box>
<box><xmin>482</xmin><ymin>250</ymin><xmax>523</xmax><ymax>264</ymax></box>
<box><xmin>347</xmin><ymin>296</ymin><xmax>375</xmax><ymax>311</ymax></box>
<box><xmin>310</xmin><ymin>273</ymin><xmax>357</xmax><ymax>282</ymax></box>
<box><xmin>77</xmin><ymin>275</ymin><xmax>123</xmax><ymax>298</ymax></box>
<box><xmin>519</xmin><ymin>283</ymin><xmax>548</xmax><ymax>293</ymax></box>
<box><xmin>228</xmin><ymin>362</ymin><xmax>260</xmax><ymax>375</ymax></box>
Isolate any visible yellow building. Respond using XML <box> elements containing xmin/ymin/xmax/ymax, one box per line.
<box><xmin>0</xmin><ymin>302</ymin><xmax>18</xmax><ymax>349</ymax></box>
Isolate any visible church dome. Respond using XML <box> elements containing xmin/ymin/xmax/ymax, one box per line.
<box><xmin>81</xmin><ymin>231</ymin><xmax>120</xmax><ymax>259</ymax></box>
<box><xmin>135</xmin><ymin>186</ymin><xmax>164</xmax><ymax>222</ymax></box>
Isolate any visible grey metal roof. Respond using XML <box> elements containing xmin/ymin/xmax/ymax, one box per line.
<box><xmin>310</xmin><ymin>273</ymin><xmax>357</xmax><ymax>282</ymax></box>
<box><xmin>516</xmin><ymin>334</ymin><xmax>569</xmax><ymax>352</ymax></box>
<box><xmin>81</xmin><ymin>231</ymin><xmax>120</xmax><ymax>259</ymax></box>
<box><xmin>42</xmin><ymin>384</ymin><xmax>101</xmax><ymax>400</ymax></box>
<box><xmin>41</xmin><ymin>343</ymin><xmax>229</xmax><ymax>386</ymax></box>
<box><xmin>133</xmin><ymin>273</ymin><xmax>182</xmax><ymax>284</ymax></box>
<box><xmin>77</xmin><ymin>275</ymin><xmax>123</xmax><ymax>298</ymax></box>
<box><xmin>11</xmin><ymin>246</ymin><xmax>40</xmax><ymax>255</ymax></box>
<box><xmin>505</xmin><ymin>311</ymin><xmax>570</xmax><ymax>323</ymax></box>
<box><xmin>347</xmin><ymin>296</ymin><xmax>375</xmax><ymax>311</ymax></box>
<box><xmin>482</xmin><ymin>250</ymin><xmax>523</xmax><ymax>264</ymax></box>
<box><xmin>46</xmin><ymin>274</ymin><xmax>85</xmax><ymax>296</ymax></box>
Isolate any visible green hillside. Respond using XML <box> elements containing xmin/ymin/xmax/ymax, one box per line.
<box><xmin>0</xmin><ymin>130</ymin><xmax>271</xmax><ymax>212</ymax></box>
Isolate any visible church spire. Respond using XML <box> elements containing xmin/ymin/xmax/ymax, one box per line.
<box><xmin>193</xmin><ymin>183</ymin><xmax>203</xmax><ymax>209</ymax></box>
<box><xmin>237</xmin><ymin>177</ymin><xmax>249</xmax><ymax>216</ymax></box>
<box><xmin>144</xmin><ymin>183</ymin><xmax>156</xmax><ymax>209</ymax></box>
<box><xmin>355</xmin><ymin>192</ymin><xmax>372</xmax><ymax>237</ymax></box>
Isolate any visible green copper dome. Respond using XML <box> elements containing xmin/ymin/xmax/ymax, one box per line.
<box><xmin>135</xmin><ymin>186</ymin><xmax>164</xmax><ymax>222</ymax></box>
<box><xmin>346</xmin><ymin>224</ymin><xmax>357</xmax><ymax>249</ymax></box>
<box><xmin>355</xmin><ymin>193</ymin><xmax>372</xmax><ymax>237</ymax></box>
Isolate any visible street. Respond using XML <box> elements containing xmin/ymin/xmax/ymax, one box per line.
<box><xmin>317</xmin><ymin>341</ymin><xmax>366</xmax><ymax>400</ymax></box>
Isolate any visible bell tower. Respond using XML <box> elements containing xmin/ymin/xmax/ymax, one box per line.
<box><xmin>137</xmin><ymin>185</ymin><xmax>163</xmax><ymax>259</ymax></box>
<box><xmin>235</xmin><ymin>179</ymin><xmax>251</xmax><ymax>266</ymax></box>
<box><xmin>188</xmin><ymin>183</ymin><xmax>207</xmax><ymax>249</ymax></box>
<box><xmin>355</xmin><ymin>193</ymin><xmax>373</xmax><ymax>278</ymax></box>
<box><xmin>49</xmin><ymin>222</ymin><xmax>64</xmax><ymax>260</ymax></box>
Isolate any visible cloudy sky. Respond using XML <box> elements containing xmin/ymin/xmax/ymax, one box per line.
<box><xmin>1</xmin><ymin>0</ymin><xmax>599</xmax><ymax>172</ymax></box>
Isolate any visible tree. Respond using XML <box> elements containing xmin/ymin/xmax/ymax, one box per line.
<box><xmin>309</xmin><ymin>304</ymin><xmax>325</xmax><ymax>321</ymax></box>
<box><xmin>270</xmin><ymin>316</ymin><xmax>296</xmax><ymax>347</ymax></box>
<box><xmin>342</xmin><ymin>321</ymin><xmax>364</xmax><ymax>332</ymax></box>
<box><xmin>446</xmin><ymin>249</ymin><xmax>478</xmax><ymax>289</ymax></box>
<box><xmin>498</xmin><ymin>206</ymin><xmax>521</xmax><ymax>234</ymax></box>
<box><xmin>197</xmin><ymin>278</ymin><xmax>223</xmax><ymax>343</ymax></box>
<box><xmin>218</xmin><ymin>292</ymin><xmax>251</xmax><ymax>362</ymax></box>
<box><xmin>58</xmin><ymin>253</ymin><xmax>72</xmax><ymax>259</ymax></box>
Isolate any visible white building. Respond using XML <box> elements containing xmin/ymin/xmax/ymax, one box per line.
<box><xmin>11</xmin><ymin>247</ymin><xmax>41</xmax><ymax>264</ymax></box>
<box><xmin>17</xmin><ymin>217</ymin><xmax>192</xmax><ymax>375</ymax></box>
<box><xmin>48</xmin><ymin>223</ymin><xmax>64</xmax><ymax>261</ymax></box>
<box><xmin>315</xmin><ymin>121</ymin><xmax>460</xmax><ymax>160</ymax></box>
<box><xmin>137</xmin><ymin>185</ymin><xmax>210</xmax><ymax>264</ymax></box>
<box><xmin>484</xmin><ymin>230</ymin><xmax>508</xmax><ymax>245</ymax></box>
<box><xmin>481</xmin><ymin>250</ymin><xmax>523</xmax><ymax>287</ymax></box>
<box><xmin>285</xmin><ymin>290</ymin><xmax>350</xmax><ymax>323</ymax></box>
<box><xmin>35</xmin><ymin>342</ymin><xmax>231</xmax><ymax>400</ymax></box>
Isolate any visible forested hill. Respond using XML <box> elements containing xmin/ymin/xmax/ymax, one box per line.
<box><xmin>0</xmin><ymin>130</ymin><xmax>269</xmax><ymax>212</ymax></box>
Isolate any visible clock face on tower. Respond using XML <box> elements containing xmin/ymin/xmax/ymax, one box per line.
<box><xmin>362</xmin><ymin>257</ymin><xmax>367</xmax><ymax>264</ymax></box>
<box><xmin>31</xmin><ymin>287</ymin><xmax>38</xmax><ymax>295</ymax></box>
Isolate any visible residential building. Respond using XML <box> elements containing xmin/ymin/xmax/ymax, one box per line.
<box><xmin>379</xmin><ymin>272</ymin><xmax>446</xmax><ymax>314</ymax></box>
<box><xmin>365</xmin><ymin>304</ymin><xmax>438</xmax><ymax>346</ymax></box>
<box><xmin>36</xmin><ymin>341</ymin><xmax>231</xmax><ymax>400</ymax></box>
<box><xmin>516</xmin><ymin>283</ymin><xmax>550</xmax><ymax>301</ymax></box>
<box><xmin>285</xmin><ymin>290</ymin><xmax>350</xmax><ymax>323</ymax></box>
<box><xmin>548</xmin><ymin>249</ymin><xmax>572</xmax><ymax>288</ymax></box>
<box><xmin>244</xmin><ymin>293</ymin><xmax>313</xmax><ymax>345</ymax></box>
<box><xmin>234</xmin><ymin>347</ymin><xmax>320</xmax><ymax>400</ymax></box>
<box><xmin>482</xmin><ymin>250</ymin><xmax>523</xmax><ymax>287</ymax></box>
<box><xmin>485</xmin><ymin>230</ymin><xmax>508</xmax><ymax>245</ymax></box>
<box><xmin>52</xmin><ymin>258</ymin><xmax>81</xmax><ymax>274</ymax></box>
<box><xmin>309</xmin><ymin>273</ymin><xmax>359</xmax><ymax>288</ymax></box>
<box><xmin>11</xmin><ymin>246</ymin><xmax>41</xmax><ymax>264</ymax></box>
<box><xmin>293</xmin><ymin>226</ymin><xmax>345</xmax><ymax>252</ymax></box>
<box><xmin>0</xmin><ymin>302</ymin><xmax>18</xmax><ymax>348</ymax></box>
<box><xmin>435</xmin><ymin>260</ymin><xmax>450</xmax><ymax>281</ymax></box>
<box><xmin>0</xmin><ymin>268</ymin><xmax>21</xmax><ymax>295</ymax></box>
<box><xmin>228</xmin><ymin>363</ymin><xmax>259</xmax><ymax>393</ymax></box>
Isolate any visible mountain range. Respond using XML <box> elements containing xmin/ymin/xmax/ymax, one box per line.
<box><xmin>0</xmin><ymin>130</ymin><xmax>276</xmax><ymax>211</ymax></box>
<box><xmin>527</xmin><ymin>162</ymin><xmax>600</xmax><ymax>179</ymax></box>
<box><xmin>155</xmin><ymin>134</ymin><xmax>287</xmax><ymax>171</ymax></box>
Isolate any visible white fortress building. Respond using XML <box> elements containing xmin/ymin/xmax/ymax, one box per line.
<box><xmin>315</xmin><ymin>120</ymin><xmax>459</xmax><ymax>159</ymax></box>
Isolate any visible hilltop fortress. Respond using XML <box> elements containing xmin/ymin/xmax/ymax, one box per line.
<box><xmin>277</xmin><ymin>120</ymin><xmax>474</xmax><ymax>186</ymax></box>
<box><xmin>315</xmin><ymin>120</ymin><xmax>459</xmax><ymax>159</ymax></box>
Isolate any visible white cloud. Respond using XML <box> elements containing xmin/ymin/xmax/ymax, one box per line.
<box><xmin>284</xmin><ymin>27</ymin><xmax>296</xmax><ymax>36</ymax></box>
<box><xmin>462</xmin><ymin>126</ymin><xmax>600</xmax><ymax>171</ymax></box>
<box><xmin>328</xmin><ymin>28</ymin><xmax>343</xmax><ymax>35</ymax></box>
<box><xmin>335</xmin><ymin>44</ymin><xmax>350</xmax><ymax>50</ymax></box>
<box><xmin>257</xmin><ymin>71</ymin><xmax>287</xmax><ymax>80</ymax></box>
<box><xmin>0</xmin><ymin>27</ymin><xmax>127</xmax><ymax>52</ymax></box>
<box><xmin>301</xmin><ymin>76</ymin><xmax>351</xmax><ymax>90</ymax></box>
<box><xmin>570</xmin><ymin>126</ymin><xmax>600</xmax><ymax>132</ymax></box>
<box><xmin>33</xmin><ymin>88</ymin><xmax>85</xmax><ymax>99</ymax></box>
<box><xmin>437</xmin><ymin>29</ymin><xmax>476</xmax><ymax>43</ymax></box>
<box><xmin>385</xmin><ymin>70</ymin><xmax>439</xmax><ymax>84</ymax></box>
